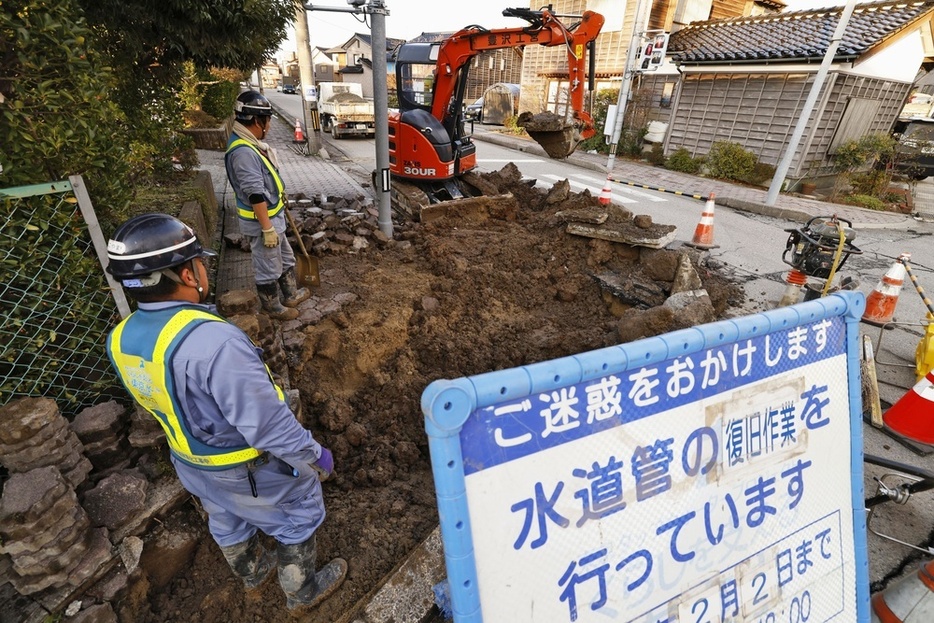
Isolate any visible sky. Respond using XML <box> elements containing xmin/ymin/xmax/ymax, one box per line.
<box><xmin>287</xmin><ymin>0</ymin><xmax>526</xmax><ymax>53</ymax></box>
<box><xmin>283</xmin><ymin>0</ymin><xmax>845</xmax><ymax>56</ymax></box>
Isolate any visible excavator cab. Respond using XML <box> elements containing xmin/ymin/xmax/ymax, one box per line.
<box><xmin>390</xmin><ymin>42</ymin><xmax>477</xmax><ymax>187</ymax></box>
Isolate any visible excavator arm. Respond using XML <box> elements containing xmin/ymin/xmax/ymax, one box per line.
<box><xmin>387</xmin><ymin>7</ymin><xmax>605</xmax><ymax>217</ymax></box>
<box><xmin>431</xmin><ymin>7</ymin><xmax>604</xmax><ymax>153</ymax></box>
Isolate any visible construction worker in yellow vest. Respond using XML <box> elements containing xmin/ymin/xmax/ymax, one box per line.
<box><xmin>105</xmin><ymin>213</ymin><xmax>345</xmax><ymax>612</ymax></box>
<box><xmin>225</xmin><ymin>90</ymin><xmax>309</xmax><ymax>320</ymax></box>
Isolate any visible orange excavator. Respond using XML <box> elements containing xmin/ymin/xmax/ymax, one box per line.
<box><xmin>388</xmin><ymin>6</ymin><xmax>605</xmax><ymax>216</ymax></box>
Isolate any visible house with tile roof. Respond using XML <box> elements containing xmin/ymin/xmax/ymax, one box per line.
<box><xmin>326</xmin><ymin>33</ymin><xmax>406</xmax><ymax>98</ymax></box>
<box><xmin>663</xmin><ymin>0</ymin><xmax>934</xmax><ymax>181</ymax></box>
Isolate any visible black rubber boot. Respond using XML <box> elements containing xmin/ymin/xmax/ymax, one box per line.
<box><xmin>256</xmin><ymin>281</ymin><xmax>299</xmax><ymax>320</ymax></box>
<box><xmin>277</xmin><ymin>536</ymin><xmax>347</xmax><ymax>612</ymax></box>
<box><xmin>218</xmin><ymin>533</ymin><xmax>277</xmax><ymax>590</ymax></box>
<box><xmin>278</xmin><ymin>266</ymin><xmax>311</xmax><ymax>308</ymax></box>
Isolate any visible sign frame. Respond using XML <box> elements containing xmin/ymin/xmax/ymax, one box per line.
<box><xmin>422</xmin><ymin>292</ymin><xmax>869</xmax><ymax>622</ymax></box>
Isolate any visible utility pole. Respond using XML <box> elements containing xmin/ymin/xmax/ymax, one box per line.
<box><xmin>293</xmin><ymin>1</ymin><xmax>322</xmax><ymax>155</ymax></box>
<box><xmin>303</xmin><ymin>0</ymin><xmax>393</xmax><ymax>238</ymax></box>
<box><xmin>765</xmin><ymin>0</ymin><xmax>857</xmax><ymax>206</ymax></box>
<box><xmin>603</xmin><ymin>0</ymin><xmax>650</xmax><ymax>175</ymax></box>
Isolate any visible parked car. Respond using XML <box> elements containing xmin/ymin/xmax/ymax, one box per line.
<box><xmin>282</xmin><ymin>83</ymin><xmax>296</xmax><ymax>94</ymax></box>
<box><xmin>464</xmin><ymin>97</ymin><xmax>483</xmax><ymax>123</ymax></box>
<box><xmin>893</xmin><ymin>118</ymin><xmax>934</xmax><ymax>180</ymax></box>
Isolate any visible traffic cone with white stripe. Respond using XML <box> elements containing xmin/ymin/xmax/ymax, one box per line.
<box><xmin>778</xmin><ymin>269</ymin><xmax>808</xmax><ymax>307</ymax></box>
<box><xmin>686</xmin><ymin>193</ymin><xmax>719</xmax><ymax>250</ymax></box>
<box><xmin>598</xmin><ymin>175</ymin><xmax>612</xmax><ymax>205</ymax></box>
<box><xmin>293</xmin><ymin>118</ymin><xmax>305</xmax><ymax>143</ymax></box>
<box><xmin>862</xmin><ymin>254</ymin><xmax>909</xmax><ymax>326</ymax></box>
<box><xmin>882</xmin><ymin>369</ymin><xmax>934</xmax><ymax>444</ymax></box>
<box><xmin>871</xmin><ymin>558</ymin><xmax>934</xmax><ymax>621</ymax></box>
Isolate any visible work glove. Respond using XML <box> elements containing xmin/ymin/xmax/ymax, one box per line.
<box><xmin>312</xmin><ymin>446</ymin><xmax>334</xmax><ymax>482</ymax></box>
<box><xmin>261</xmin><ymin>227</ymin><xmax>279</xmax><ymax>248</ymax></box>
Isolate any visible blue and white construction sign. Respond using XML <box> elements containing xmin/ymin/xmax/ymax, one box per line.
<box><xmin>422</xmin><ymin>292</ymin><xmax>869</xmax><ymax>622</ymax></box>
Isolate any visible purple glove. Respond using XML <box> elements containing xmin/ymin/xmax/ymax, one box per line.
<box><xmin>313</xmin><ymin>447</ymin><xmax>334</xmax><ymax>481</ymax></box>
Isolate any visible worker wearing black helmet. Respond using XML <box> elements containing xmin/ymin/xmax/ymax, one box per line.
<box><xmin>105</xmin><ymin>213</ymin><xmax>346</xmax><ymax>612</ymax></box>
<box><xmin>225</xmin><ymin>90</ymin><xmax>309</xmax><ymax>320</ymax></box>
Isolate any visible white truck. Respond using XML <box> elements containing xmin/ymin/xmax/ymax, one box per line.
<box><xmin>317</xmin><ymin>82</ymin><xmax>375</xmax><ymax>139</ymax></box>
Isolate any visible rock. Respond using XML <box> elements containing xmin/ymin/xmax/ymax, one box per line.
<box><xmin>670</xmin><ymin>253</ymin><xmax>704</xmax><ymax>294</ymax></box>
<box><xmin>118</xmin><ymin>536</ymin><xmax>145</xmax><ymax>574</ymax></box>
<box><xmin>633</xmin><ymin>214</ymin><xmax>654</xmax><ymax>229</ymax></box>
<box><xmin>82</xmin><ymin>471</ymin><xmax>149</xmax><ymax>530</ymax></box>
<box><xmin>69</xmin><ymin>603</ymin><xmax>118</xmax><ymax>623</ymax></box>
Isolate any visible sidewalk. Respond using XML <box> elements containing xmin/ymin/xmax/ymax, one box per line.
<box><xmin>471</xmin><ymin>127</ymin><xmax>925</xmax><ymax>230</ymax></box>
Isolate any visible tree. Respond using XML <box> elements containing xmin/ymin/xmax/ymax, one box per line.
<box><xmin>73</xmin><ymin>0</ymin><xmax>297</xmax><ymax>182</ymax></box>
<box><xmin>0</xmin><ymin>0</ymin><xmax>131</xmax><ymax>222</ymax></box>
<box><xmin>77</xmin><ymin>0</ymin><xmax>295</xmax><ymax>71</ymax></box>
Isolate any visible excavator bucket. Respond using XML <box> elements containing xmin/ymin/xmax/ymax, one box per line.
<box><xmin>517</xmin><ymin>111</ymin><xmax>583</xmax><ymax>159</ymax></box>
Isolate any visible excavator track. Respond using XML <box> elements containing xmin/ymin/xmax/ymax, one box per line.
<box><xmin>387</xmin><ymin>175</ymin><xmax>513</xmax><ymax>223</ymax></box>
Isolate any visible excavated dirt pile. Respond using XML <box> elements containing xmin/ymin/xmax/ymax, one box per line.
<box><xmin>108</xmin><ymin>164</ymin><xmax>746</xmax><ymax>622</ymax></box>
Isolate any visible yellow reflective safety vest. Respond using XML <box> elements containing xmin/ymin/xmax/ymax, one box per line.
<box><xmin>107</xmin><ymin>306</ymin><xmax>272</xmax><ymax>470</ymax></box>
<box><xmin>225</xmin><ymin>136</ymin><xmax>285</xmax><ymax>221</ymax></box>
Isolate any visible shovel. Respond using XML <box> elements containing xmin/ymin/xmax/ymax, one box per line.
<box><xmin>284</xmin><ymin>202</ymin><xmax>320</xmax><ymax>288</ymax></box>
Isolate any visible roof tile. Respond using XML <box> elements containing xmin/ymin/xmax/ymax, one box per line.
<box><xmin>669</xmin><ymin>0</ymin><xmax>934</xmax><ymax>63</ymax></box>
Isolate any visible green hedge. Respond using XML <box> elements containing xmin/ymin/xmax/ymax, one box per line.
<box><xmin>202</xmin><ymin>80</ymin><xmax>239</xmax><ymax>121</ymax></box>
<box><xmin>0</xmin><ymin>0</ymin><xmax>132</xmax><ymax>230</ymax></box>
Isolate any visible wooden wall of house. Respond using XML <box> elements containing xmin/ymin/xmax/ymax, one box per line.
<box><xmin>518</xmin><ymin>0</ymin><xmax>629</xmax><ymax>114</ymax></box>
<box><xmin>709</xmin><ymin>0</ymin><xmax>750</xmax><ymax>21</ymax></box>
<box><xmin>803</xmin><ymin>73</ymin><xmax>911</xmax><ymax>177</ymax></box>
<box><xmin>635</xmin><ymin>74</ymin><xmax>679</xmax><ymax>125</ymax></box>
<box><xmin>666</xmin><ymin>71</ymin><xmax>817</xmax><ymax>168</ymax></box>
<box><xmin>465</xmin><ymin>50</ymin><xmax>524</xmax><ymax>103</ymax></box>
<box><xmin>664</xmin><ymin>70</ymin><xmax>911</xmax><ymax>177</ymax></box>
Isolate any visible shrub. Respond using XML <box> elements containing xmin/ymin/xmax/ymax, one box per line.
<box><xmin>739</xmin><ymin>161</ymin><xmax>776</xmax><ymax>186</ymax></box>
<box><xmin>502</xmin><ymin>115</ymin><xmax>527</xmax><ymax>136</ymax></box>
<box><xmin>706</xmin><ymin>141</ymin><xmax>757</xmax><ymax>181</ymax></box>
<box><xmin>831</xmin><ymin>133</ymin><xmax>898</xmax><ymax>200</ymax></box>
<box><xmin>647</xmin><ymin>143</ymin><xmax>666</xmax><ymax>166</ymax></box>
<box><xmin>850</xmin><ymin>169</ymin><xmax>890</xmax><ymax>197</ymax></box>
<box><xmin>0</xmin><ymin>0</ymin><xmax>132</xmax><ymax>229</ymax></box>
<box><xmin>202</xmin><ymin>79</ymin><xmax>239</xmax><ymax>120</ymax></box>
<box><xmin>665</xmin><ymin>148</ymin><xmax>702</xmax><ymax>174</ymax></box>
<box><xmin>843</xmin><ymin>194</ymin><xmax>887</xmax><ymax>211</ymax></box>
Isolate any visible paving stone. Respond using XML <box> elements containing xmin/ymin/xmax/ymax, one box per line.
<box><xmin>0</xmin><ymin>397</ymin><xmax>60</xmax><ymax>445</ymax></box>
<box><xmin>71</xmin><ymin>401</ymin><xmax>127</xmax><ymax>444</ymax></box>
<box><xmin>82</xmin><ymin>471</ymin><xmax>149</xmax><ymax>530</ymax></box>
<box><xmin>0</xmin><ymin>467</ymin><xmax>70</xmax><ymax>523</ymax></box>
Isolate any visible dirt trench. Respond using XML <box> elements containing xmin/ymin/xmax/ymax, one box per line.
<box><xmin>120</xmin><ymin>165</ymin><xmax>745</xmax><ymax>622</ymax></box>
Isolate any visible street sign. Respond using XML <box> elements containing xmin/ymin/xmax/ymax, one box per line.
<box><xmin>423</xmin><ymin>292</ymin><xmax>869</xmax><ymax>622</ymax></box>
<box><xmin>638</xmin><ymin>31</ymin><xmax>669</xmax><ymax>73</ymax></box>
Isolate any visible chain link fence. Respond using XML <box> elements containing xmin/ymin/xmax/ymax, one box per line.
<box><xmin>1</xmin><ymin>177</ymin><xmax>129</xmax><ymax>417</ymax></box>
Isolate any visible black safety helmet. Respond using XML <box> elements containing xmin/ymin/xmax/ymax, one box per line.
<box><xmin>235</xmin><ymin>90</ymin><xmax>273</xmax><ymax>122</ymax></box>
<box><xmin>106</xmin><ymin>213</ymin><xmax>216</xmax><ymax>282</ymax></box>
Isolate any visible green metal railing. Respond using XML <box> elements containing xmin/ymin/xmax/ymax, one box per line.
<box><xmin>1</xmin><ymin>176</ymin><xmax>129</xmax><ymax>416</ymax></box>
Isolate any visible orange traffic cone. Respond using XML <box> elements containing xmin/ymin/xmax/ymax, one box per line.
<box><xmin>883</xmin><ymin>369</ymin><xmax>934</xmax><ymax>444</ymax></box>
<box><xmin>598</xmin><ymin>176</ymin><xmax>613</xmax><ymax>205</ymax></box>
<box><xmin>686</xmin><ymin>193</ymin><xmax>719</xmax><ymax>250</ymax></box>
<box><xmin>293</xmin><ymin>118</ymin><xmax>305</xmax><ymax>143</ymax></box>
<box><xmin>871</xmin><ymin>558</ymin><xmax>934</xmax><ymax>621</ymax></box>
<box><xmin>862</xmin><ymin>254</ymin><xmax>909</xmax><ymax>326</ymax></box>
<box><xmin>778</xmin><ymin>269</ymin><xmax>808</xmax><ymax>307</ymax></box>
